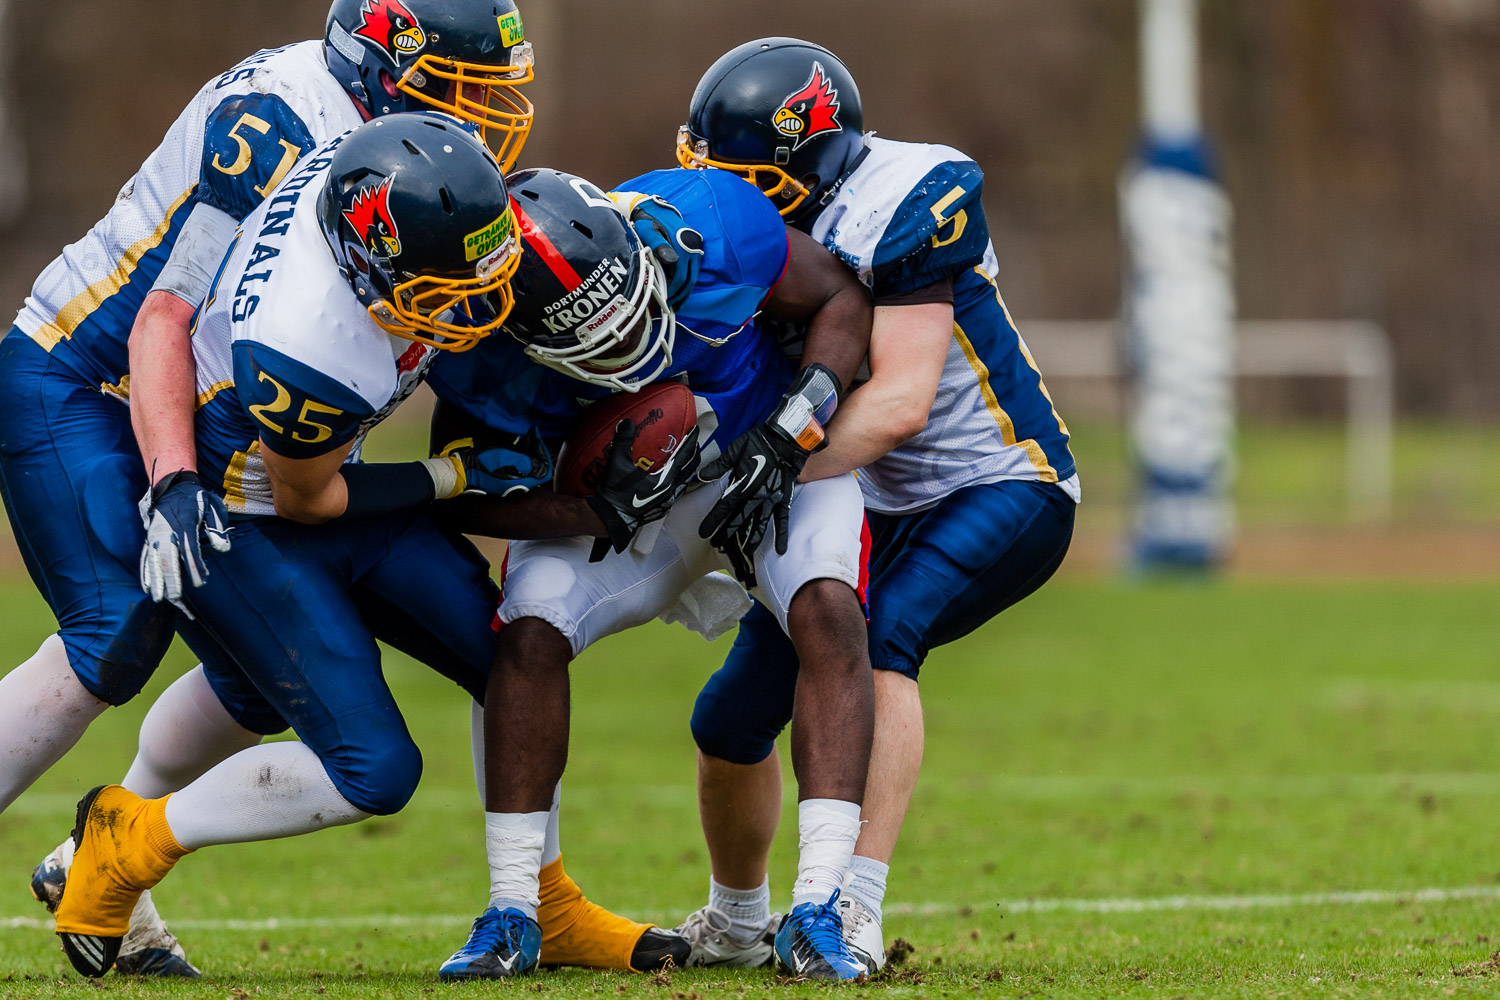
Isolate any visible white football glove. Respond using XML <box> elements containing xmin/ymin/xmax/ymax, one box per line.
<box><xmin>138</xmin><ymin>472</ymin><xmax>231</xmax><ymax>617</ymax></box>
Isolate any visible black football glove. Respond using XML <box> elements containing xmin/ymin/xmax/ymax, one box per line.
<box><xmin>586</xmin><ymin>419</ymin><xmax>702</xmax><ymax>559</ymax></box>
<box><xmin>437</xmin><ymin>427</ymin><xmax>553</xmax><ymax>497</ymax></box>
<box><xmin>622</xmin><ymin>194</ymin><xmax>704</xmax><ymax>311</ymax></box>
<box><xmin>698</xmin><ymin>364</ymin><xmax>842</xmax><ymax>587</ymax></box>
<box><xmin>138</xmin><ymin>470</ymin><xmax>231</xmax><ymax>617</ymax></box>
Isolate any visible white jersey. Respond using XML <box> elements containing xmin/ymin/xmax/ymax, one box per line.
<box><xmin>809</xmin><ymin>136</ymin><xmax>1078</xmax><ymax>514</ymax></box>
<box><xmin>192</xmin><ymin>131</ymin><xmax>435</xmax><ymax>516</ymax></box>
<box><xmin>14</xmin><ymin>41</ymin><xmax>363</xmax><ymax>391</ymax></box>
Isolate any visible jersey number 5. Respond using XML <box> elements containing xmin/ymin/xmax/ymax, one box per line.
<box><xmin>930</xmin><ymin>185</ymin><xmax>969</xmax><ymax>249</ymax></box>
<box><xmin>212</xmin><ymin>113</ymin><xmax>302</xmax><ymax>199</ymax></box>
<box><xmin>249</xmin><ymin>373</ymin><xmax>345</xmax><ymax>445</ymax></box>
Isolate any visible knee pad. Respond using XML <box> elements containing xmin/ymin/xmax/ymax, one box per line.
<box><xmin>690</xmin><ymin>605</ymin><xmax>798</xmax><ymax>764</ymax></box>
<box><xmin>330</xmin><ymin>738</ymin><xmax>424</xmax><ymax>816</ymax></box>
<box><xmin>74</xmin><ymin>596</ymin><xmax>178</xmax><ymax>706</ymax></box>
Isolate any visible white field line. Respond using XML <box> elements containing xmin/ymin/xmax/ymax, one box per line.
<box><xmin>7</xmin><ymin>885</ymin><xmax>1500</xmax><ymax>933</ymax></box>
<box><xmin>13</xmin><ymin>773</ymin><xmax>1500</xmax><ymax>817</ymax></box>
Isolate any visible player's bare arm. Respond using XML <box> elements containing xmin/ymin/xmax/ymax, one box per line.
<box><xmin>763</xmin><ymin>226</ymin><xmax>872</xmax><ymax>391</ymax></box>
<box><xmin>128</xmin><ymin>292</ymin><xmax>201</xmax><ymax>480</ymax></box>
<box><xmin>696</xmin><ymin>228</ymin><xmax>872</xmax><ymax>580</ymax></box>
<box><xmin>801</xmin><ymin>300</ymin><xmax>952</xmax><ymax>482</ymax></box>
<box><xmin>259</xmin><ymin>439</ymin><xmax>357</xmax><ymax>524</ymax></box>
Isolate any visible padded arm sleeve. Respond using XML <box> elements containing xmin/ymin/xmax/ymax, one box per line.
<box><xmin>155</xmin><ymin>202</ymin><xmax>239</xmax><ymax>307</ymax></box>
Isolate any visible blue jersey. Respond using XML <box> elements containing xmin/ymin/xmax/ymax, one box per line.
<box><xmin>808</xmin><ymin>137</ymin><xmax>1077</xmax><ymax>513</ymax></box>
<box><xmin>13</xmin><ymin>41</ymin><xmax>362</xmax><ymax>393</ymax></box>
<box><xmin>428</xmin><ymin>167</ymin><xmax>793</xmax><ymax>456</ymax></box>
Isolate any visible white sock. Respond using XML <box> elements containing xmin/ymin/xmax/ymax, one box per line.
<box><xmin>709</xmin><ymin>877</ymin><xmax>772</xmax><ymax>943</ymax></box>
<box><xmin>845</xmin><ymin>856</ymin><xmax>889</xmax><ymax>923</ymax></box>
<box><xmin>121</xmin><ymin>665</ymin><xmax>262</xmax><ymax>799</ymax></box>
<box><xmin>471</xmin><ymin>702</ymin><xmax>561</xmax><ymax>870</ymax></box>
<box><xmin>792</xmin><ymin>799</ymin><xmax>862</xmax><ymax>909</ymax></box>
<box><xmin>543</xmin><ymin>783</ymin><xmax>562</xmax><ymax>868</ymax></box>
<box><xmin>470</xmin><ymin>700</ymin><xmax>485</xmax><ymax>802</ymax></box>
<box><xmin>0</xmin><ymin>635</ymin><xmax>108</xmax><ymax>813</ymax></box>
<box><xmin>487</xmin><ymin>811</ymin><xmax>548</xmax><ymax>919</ymax></box>
<box><xmin>163</xmin><ymin>742</ymin><xmax>369</xmax><ymax>850</ymax></box>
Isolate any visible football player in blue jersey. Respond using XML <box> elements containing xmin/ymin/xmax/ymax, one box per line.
<box><xmin>3</xmin><ymin>0</ymin><xmax>534</xmax><ymax>976</ymax></box>
<box><xmin>422</xmin><ymin>167</ymin><xmax>879</xmax><ymax>981</ymax></box>
<box><xmin>673</xmin><ymin>39</ymin><xmax>1080</xmax><ymax>971</ymax></box>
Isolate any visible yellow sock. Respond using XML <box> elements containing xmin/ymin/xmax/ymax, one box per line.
<box><xmin>536</xmin><ymin>857</ymin><xmax>653</xmax><ymax>971</ymax></box>
<box><xmin>54</xmin><ymin>787</ymin><xmax>193</xmax><ymax>938</ymax></box>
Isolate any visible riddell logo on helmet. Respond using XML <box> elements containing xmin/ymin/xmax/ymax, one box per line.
<box><xmin>343</xmin><ymin>177</ymin><xmax>403</xmax><ymax>260</ymax></box>
<box><xmin>773</xmin><ymin>62</ymin><xmax>843</xmax><ymax>151</ymax></box>
<box><xmin>354</xmin><ymin>0</ymin><xmax>427</xmax><ymax>61</ymax></box>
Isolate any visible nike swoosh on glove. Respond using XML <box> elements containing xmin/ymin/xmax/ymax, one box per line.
<box><xmin>138</xmin><ymin>471</ymin><xmax>231</xmax><ymax>617</ymax></box>
<box><xmin>586</xmin><ymin>419</ymin><xmax>701</xmax><ymax>559</ymax></box>
<box><xmin>698</xmin><ymin>365</ymin><xmax>841</xmax><ymax>588</ymax></box>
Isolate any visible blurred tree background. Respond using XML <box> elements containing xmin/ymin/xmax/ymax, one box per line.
<box><xmin>0</xmin><ymin>0</ymin><xmax>1496</xmax><ymax>416</ymax></box>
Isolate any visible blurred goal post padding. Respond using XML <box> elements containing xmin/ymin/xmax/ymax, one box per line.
<box><xmin>1025</xmin><ymin>319</ymin><xmax>1395</xmax><ymax>521</ymax></box>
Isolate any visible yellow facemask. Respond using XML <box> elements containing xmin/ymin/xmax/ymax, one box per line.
<box><xmin>676</xmin><ymin>126</ymin><xmax>811</xmax><ymax>218</ymax></box>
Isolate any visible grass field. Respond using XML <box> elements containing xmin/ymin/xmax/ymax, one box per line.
<box><xmin>3</xmin><ymin>569</ymin><xmax>1500</xmax><ymax>998</ymax></box>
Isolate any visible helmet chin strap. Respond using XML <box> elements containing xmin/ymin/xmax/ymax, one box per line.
<box><xmin>809</xmin><ymin>139</ymin><xmax>873</xmax><ymax>215</ymax></box>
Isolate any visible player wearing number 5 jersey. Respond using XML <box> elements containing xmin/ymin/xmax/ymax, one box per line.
<box><xmin>675</xmin><ymin>39</ymin><xmax>1079</xmax><ymax>973</ymax></box>
<box><xmin>5</xmin><ymin>0</ymin><xmax>534</xmax><ymax>976</ymax></box>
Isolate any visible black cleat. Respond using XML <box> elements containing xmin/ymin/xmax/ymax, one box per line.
<box><xmin>59</xmin><ymin>932</ymin><xmax>121</xmax><ymax>979</ymax></box>
<box><xmin>630</xmin><ymin>927</ymin><xmax>691</xmax><ymax>971</ymax></box>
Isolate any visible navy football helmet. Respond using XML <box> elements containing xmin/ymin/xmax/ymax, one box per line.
<box><xmin>678</xmin><ymin>38</ymin><xmax>865</xmax><ymax>225</ymax></box>
<box><xmin>319</xmin><ymin>113</ymin><xmax>521</xmax><ymax>352</ymax></box>
<box><xmin>503</xmin><ymin>168</ymin><xmax>675</xmax><ymax>392</ymax></box>
<box><xmin>324</xmin><ymin>0</ymin><xmax>535</xmax><ymax>170</ymax></box>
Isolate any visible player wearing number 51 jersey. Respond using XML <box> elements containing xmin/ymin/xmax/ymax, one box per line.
<box><xmin>675</xmin><ymin>38</ymin><xmax>1079</xmax><ymax>974</ymax></box>
<box><xmin>5</xmin><ymin>1</ymin><xmax>534</xmax><ymax>976</ymax></box>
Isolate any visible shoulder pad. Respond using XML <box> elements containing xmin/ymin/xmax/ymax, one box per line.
<box><xmin>871</xmin><ymin>159</ymin><xmax>989</xmax><ymax>299</ymax></box>
<box><xmin>200</xmin><ymin>93</ymin><xmax>318</xmax><ymax>222</ymax></box>
<box><xmin>232</xmin><ymin>340</ymin><xmax>375</xmax><ymax>460</ymax></box>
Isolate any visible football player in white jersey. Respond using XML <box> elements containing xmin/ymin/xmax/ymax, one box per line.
<box><xmin>45</xmin><ymin>114</ymin><xmax>532</xmax><ymax>979</ymax></box>
<box><xmin>3</xmin><ymin>0</ymin><xmax>534</xmax><ymax>976</ymax></box>
<box><xmin>673</xmin><ymin>39</ymin><xmax>1079</xmax><ymax>970</ymax></box>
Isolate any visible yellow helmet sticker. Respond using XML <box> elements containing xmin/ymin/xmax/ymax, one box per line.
<box><xmin>498</xmin><ymin>10</ymin><xmax>525</xmax><ymax>48</ymax></box>
<box><xmin>465</xmin><ymin>209</ymin><xmax>516</xmax><ymax>263</ymax></box>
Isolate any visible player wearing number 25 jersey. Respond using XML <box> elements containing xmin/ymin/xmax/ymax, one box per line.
<box><xmin>6</xmin><ymin>4</ymin><xmax>535</xmax><ymax>976</ymax></box>
<box><xmin>49</xmin><ymin>114</ymin><xmax>529</xmax><ymax>979</ymax></box>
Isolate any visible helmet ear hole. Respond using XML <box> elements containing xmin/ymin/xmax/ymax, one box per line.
<box><xmin>379</xmin><ymin>70</ymin><xmax>401</xmax><ymax>99</ymax></box>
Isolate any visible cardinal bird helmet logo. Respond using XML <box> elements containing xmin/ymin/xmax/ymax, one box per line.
<box><xmin>343</xmin><ymin>176</ymin><xmax>403</xmax><ymax>261</ymax></box>
<box><xmin>354</xmin><ymin>0</ymin><xmax>427</xmax><ymax>63</ymax></box>
<box><xmin>773</xmin><ymin>62</ymin><xmax>843</xmax><ymax>151</ymax></box>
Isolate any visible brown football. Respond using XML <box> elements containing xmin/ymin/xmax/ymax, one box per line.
<box><xmin>554</xmin><ymin>382</ymin><xmax>698</xmax><ymax>497</ymax></box>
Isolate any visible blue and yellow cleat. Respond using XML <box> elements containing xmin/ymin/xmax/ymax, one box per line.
<box><xmin>439</xmin><ymin>907</ymin><xmax>542</xmax><ymax>980</ymax></box>
<box><xmin>773</xmin><ymin>889</ymin><xmax>867</xmax><ymax>981</ymax></box>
